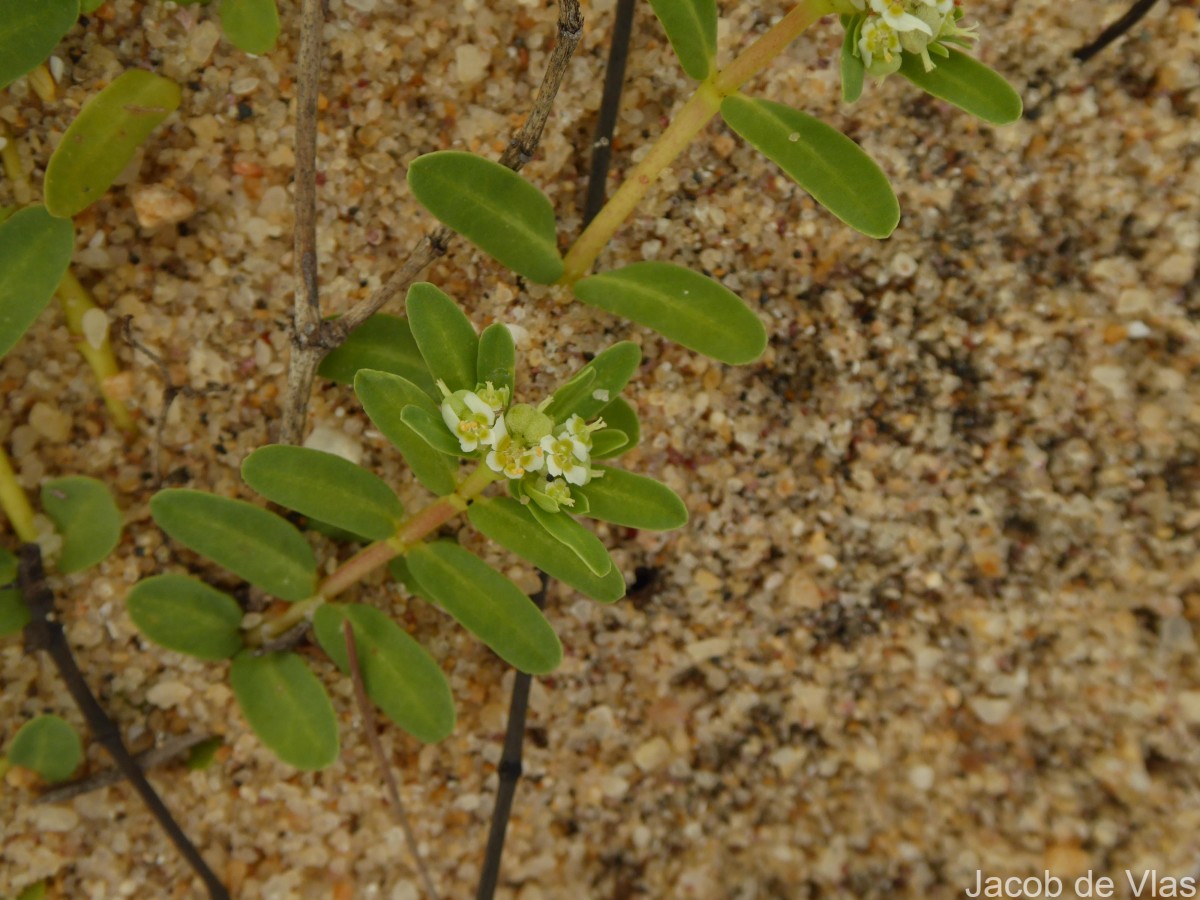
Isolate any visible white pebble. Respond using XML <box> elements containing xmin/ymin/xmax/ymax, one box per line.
<box><xmin>685</xmin><ymin>637</ymin><xmax>730</xmax><ymax>662</ymax></box>
<box><xmin>304</xmin><ymin>424</ymin><xmax>363</xmax><ymax>465</ymax></box>
<box><xmin>455</xmin><ymin>45</ymin><xmax>490</xmax><ymax>85</ymax></box>
<box><xmin>29</xmin><ymin>402</ymin><xmax>72</xmax><ymax>442</ymax></box>
<box><xmin>81</xmin><ymin>307</ymin><xmax>109</xmax><ymax>350</ymax></box>
<box><xmin>632</xmin><ymin>737</ymin><xmax>672</xmax><ymax>772</ymax></box>
<box><xmin>146</xmin><ymin>680</ymin><xmax>194</xmax><ymax>709</ymax></box>
<box><xmin>909</xmin><ymin>764</ymin><xmax>935</xmax><ymax>791</ymax></box>
<box><xmin>32</xmin><ymin>805</ymin><xmax>80</xmax><ymax>832</ymax></box>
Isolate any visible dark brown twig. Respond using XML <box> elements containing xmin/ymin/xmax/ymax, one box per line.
<box><xmin>1073</xmin><ymin>0</ymin><xmax>1162</xmax><ymax>63</ymax></box>
<box><xmin>342</xmin><ymin>620</ymin><xmax>440</xmax><ymax>899</ymax></box>
<box><xmin>18</xmin><ymin>545</ymin><xmax>229</xmax><ymax>900</ymax></box>
<box><xmin>584</xmin><ymin>0</ymin><xmax>637</xmax><ymax>225</ymax></box>
<box><xmin>35</xmin><ymin>733</ymin><xmax>212</xmax><ymax>805</ymax></box>
<box><xmin>475</xmin><ymin>572</ymin><xmax>550</xmax><ymax>900</ymax></box>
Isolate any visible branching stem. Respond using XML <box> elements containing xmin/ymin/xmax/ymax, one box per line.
<box><xmin>560</xmin><ymin>0</ymin><xmax>833</xmax><ymax>282</ymax></box>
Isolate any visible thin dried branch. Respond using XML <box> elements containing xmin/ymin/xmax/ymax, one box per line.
<box><xmin>19</xmin><ymin>545</ymin><xmax>229</xmax><ymax>900</ymax></box>
<box><xmin>1073</xmin><ymin>0</ymin><xmax>1162</xmax><ymax>62</ymax></box>
<box><xmin>279</xmin><ymin>0</ymin><xmax>333</xmax><ymax>446</ymax></box>
<box><xmin>35</xmin><ymin>733</ymin><xmax>212</xmax><ymax>805</ymax></box>
<box><xmin>342</xmin><ymin>621</ymin><xmax>440</xmax><ymax>900</ymax></box>
<box><xmin>334</xmin><ymin>0</ymin><xmax>583</xmax><ymax>337</ymax></box>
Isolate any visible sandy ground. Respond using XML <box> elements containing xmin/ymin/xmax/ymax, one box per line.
<box><xmin>2</xmin><ymin>0</ymin><xmax>1199</xmax><ymax>896</ymax></box>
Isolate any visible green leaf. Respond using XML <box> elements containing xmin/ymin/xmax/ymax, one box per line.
<box><xmin>574</xmin><ymin>466</ymin><xmax>688</xmax><ymax>530</ymax></box>
<box><xmin>230</xmin><ymin>651</ymin><xmax>338</xmax><ymax>770</ymax></box>
<box><xmin>840</xmin><ymin>15</ymin><xmax>865</xmax><ymax>104</ymax></box>
<box><xmin>574</xmin><ymin>262</ymin><xmax>766</xmax><ymax>365</ymax></box>
<box><xmin>590</xmin><ymin>428</ymin><xmax>629</xmax><ymax>459</ymax></box>
<box><xmin>543</xmin><ymin>342</ymin><xmax>641</xmax><ymax>424</ymax></box>
<box><xmin>388</xmin><ymin>556</ymin><xmax>435</xmax><ymax>604</ymax></box>
<box><xmin>401</xmin><ymin>406</ymin><xmax>471</xmax><ymax>458</ymax></box>
<box><xmin>126</xmin><ymin>574</ymin><xmax>244</xmax><ymax>660</ymax></box>
<box><xmin>150</xmin><ymin>490</ymin><xmax>317</xmax><ymax>601</ymax></box>
<box><xmin>186</xmin><ymin>737</ymin><xmax>223</xmax><ymax>772</ymax></box>
<box><xmin>318</xmin><ymin>314</ymin><xmax>435</xmax><ymax>398</ymax></box>
<box><xmin>313</xmin><ymin>603</ymin><xmax>455</xmax><ymax>743</ymax></box>
<box><xmin>595</xmin><ymin>397</ymin><xmax>640</xmax><ymax>456</ymax></box>
<box><xmin>0</xmin><ymin>0</ymin><xmax>78</xmax><ymax>90</ymax></box>
<box><xmin>8</xmin><ymin>715</ymin><xmax>82</xmax><ymax>783</ymax></box>
<box><xmin>468</xmin><ymin>498</ymin><xmax>625</xmax><ymax>603</ymax></box>
<box><xmin>899</xmin><ymin>48</ymin><xmax>1023</xmax><ymax>126</ymax></box>
<box><xmin>242</xmin><ymin>445</ymin><xmax>403</xmax><ymax>542</ymax></box>
<box><xmin>80</xmin><ymin>0</ymin><xmax>105</xmax><ymax>11</ymax></box>
<box><xmin>648</xmin><ymin>0</ymin><xmax>716</xmax><ymax>81</ymax></box>
<box><xmin>406</xmin><ymin>282</ymin><xmax>478</xmax><ymax>392</ymax></box>
<box><xmin>476</xmin><ymin>323</ymin><xmax>516</xmax><ymax>396</ymax></box>
<box><xmin>218</xmin><ymin>0</ymin><xmax>279</xmax><ymax>54</ymax></box>
<box><xmin>720</xmin><ymin>94</ymin><xmax>899</xmax><ymax>239</ymax></box>
<box><xmin>0</xmin><ymin>206</ymin><xmax>75</xmax><ymax>359</ymax></box>
<box><xmin>526</xmin><ymin>502</ymin><xmax>612</xmax><ymax>577</ymax></box>
<box><xmin>41</xmin><ymin>476</ymin><xmax>121</xmax><ymax>573</ymax></box>
<box><xmin>355</xmin><ymin>370</ymin><xmax>458</xmax><ymax>496</ymax></box>
<box><xmin>16</xmin><ymin>880</ymin><xmax>48</xmax><ymax>900</ymax></box>
<box><xmin>0</xmin><ymin>546</ymin><xmax>29</xmax><ymax>637</ymax></box>
<box><xmin>406</xmin><ymin>541</ymin><xmax>562</xmax><ymax>674</ymax></box>
<box><xmin>44</xmin><ymin>69</ymin><xmax>181</xmax><ymax>218</ymax></box>
<box><xmin>407</xmin><ymin>152</ymin><xmax>564</xmax><ymax>284</ymax></box>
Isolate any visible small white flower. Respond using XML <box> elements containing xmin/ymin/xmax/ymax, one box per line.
<box><xmin>859</xmin><ymin>18</ymin><xmax>902</xmax><ymax>74</ymax></box>
<box><xmin>540</xmin><ymin>433</ymin><xmax>592</xmax><ymax>486</ymax></box>
<box><xmin>868</xmin><ymin>0</ymin><xmax>933</xmax><ymax>35</ymax></box>
<box><xmin>486</xmin><ymin>421</ymin><xmax>546</xmax><ymax>480</ymax></box>
<box><xmin>440</xmin><ymin>388</ymin><xmax>497</xmax><ymax>453</ymax></box>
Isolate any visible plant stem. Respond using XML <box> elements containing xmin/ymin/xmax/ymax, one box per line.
<box><xmin>475</xmin><ymin>572</ymin><xmax>549</xmax><ymax>900</ymax></box>
<box><xmin>56</xmin><ymin>272</ymin><xmax>136</xmax><ymax>431</ymax></box>
<box><xmin>249</xmin><ymin>464</ymin><xmax>501</xmax><ymax>644</ymax></box>
<box><xmin>19</xmin><ymin>545</ymin><xmax>229</xmax><ymax>900</ymax></box>
<box><xmin>583</xmin><ymin>0</ymin><xmax>637</xmax><ymax>225</ymax></box>
<box><xmin>559</xmin><ymin>0</ymin><xmax>833</xmax><ymax>283</ymax></box>
<box><xmin>0</xmin><ymin>444</ymin><xmax>37</xmax><ymax>542</ymax></box>
<box><xmin>343</xmin><ymin>621</ymin><xmax>441</xmax><ymax>900</ymax></box>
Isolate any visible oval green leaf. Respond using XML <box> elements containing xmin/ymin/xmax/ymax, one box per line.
<box><xmin>594</xmin><ymin>397</ymin><xmax>640</xmax><ymax>458</ymax></box>
<box><xmin>0</xmin><ymin>546</ymin><xmax>29</xmax><ymax>637</ymax></box>
<box><xmin>406</xmin><ymin>541</ymin><xmax>562</xmax><ymax>674</ymax></box>
<box><xmin>150</xmin><ymin>490</ymin><xmax>316</xmax><ymax>601</ymax></box>
<box><xmin>477</xmin><ymin>322</ymin><xmax>516</xmax><ymax>396</ymax></box>
<box><xmin>406</xmin><ymin>282</ymin><xmax>478</xmax><ymax>393</ymax></box>
<box><xmin>41</xmin><ymin>476</ymin><xmax>121</xmax><ymax>574</ymax></box>
<box><xmin>401</xmin><ymin>406</ymin><xmax>472</xmax><ymax>458</ymax></box>
<box><xmin>574</xmin><ymin>466</ymin><xmax>688</xmax><ymax>531</ymax></box>
<box><xmin>899</xmin><ymin>48</ymin><xmax>1023</xmax><ymax>126</ymax></box>
<box><xmin>8</xmin><ymin>715</ymin><xmax>82</xmax><ymax>783</ymax></box>
<box><xmin>468</xmin><ymin>498</ymin><xmax>625</xmax><ymax>603</ymax></box>
<box><xmin>407</xmin><ymin>152</ymin><xmax>563</xmax><ymax>284</ymax></box>
<box><xmin>720</xmin><ymin>94</ymin><xmax>899</xmax><ymax>239</ymax></box>
<box><xmin>218</xmin><ymin>0</ymin><xmax>280</xmax><ymax>55</ymax></box>
<box><xmin>590</xmin><ymin>428</ymin><xmax>629</xmax><ymax>460</ymax></box>
<box><xmin>840</xmin><ymin>15</ymin><xmax>866</xmax><ymax>104</ymax></box>
<box><xmin>543</xmin><ymin>341</ymin><xmax>642</xmax><ymax>424</ymax></box>
<box><xmin>242</xmin><ymin>445</ymin><xmax>403</xmax><ymax>542</ymax></box>
<box><xmin>318</xmin><ymin>314</ymin><xmax>435</xmax><ymax>398</ymax></box>
<box><xmin>355</xmin><ymin>369</ymin><xmax>458</xmax><ymax>496</ymax></box>
<box><xmin>0</xmin><ymin>0</ymin><xmax>78</xmax><ymax>90</ymax></box>
<box><xmin>230</xmin><ymin>651</ymin><xmax>338</xmax><ymax>770</ymax></box>
<box><xmin>313</xmin><ymin>603</ymin><xmax>455</xmax><ymax>743</ymax></box>
<box><xmin>126</xmin><ymin>574</ymin><xmax>244</xmax><ymax>660</ymax></box>
<box><xmin>0</xmin><ymin>206</ymin><xmax>75</xmax><ymax>359</ymax></box>
<box><xmin>44</xmin><ymin>69</ymin><xmax>182</xmax><ymax>218</ymax></box>
<box><xmin>574</xmin><ymin>262</ymin><xmax>766</xmax><ymax>365</ymax></box>
<box><xmin>648</xmin><ymin>0</ymin><xmax>716</xmax><ymax>81</ymax></box>
<box><xmin>526</xmin><ymin>502</ymin><xmax>612</xmax><ymax>577</ymax></box>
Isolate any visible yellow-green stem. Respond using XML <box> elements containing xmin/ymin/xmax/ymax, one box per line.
<box><xmin>0</xmin><ymin>121</ymin><xmax>31</xmax><ymax>206</ymax></box>
<box><xmin>559</xmin><ymin>0</ymin><xmax>834</xmax><ymax>283</ymax></box>
<box><xmin>27</xmin><ymin>63</ymin><xmax>56</xmax><ymax>103</ymax></box>
<box><xmin>248</xmin><ymin>463</ymin><xmax>502</xmax><ymax>645</ymax></box>
<box><xmin>0</xmin><ymin>444</ymin><xmax>37</xmax><ymax>543</ymax></box>
<box><xmin>57</xmin><ymin>272</ymin><xmax>136</xmax><ymax>431</ymax></box>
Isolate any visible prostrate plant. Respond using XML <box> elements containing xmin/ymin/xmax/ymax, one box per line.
<box><xmin>128</xmin><ymin>283</ymin><xmax>687</xmax><ymax>769</ymax></box>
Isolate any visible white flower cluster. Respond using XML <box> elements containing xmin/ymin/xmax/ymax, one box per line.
<box><xmin>439</xmin><ymin>381</ymin><xmax>605</xmax><ymax>512</ymax></box>
<box><xmin>847</xmin><ymin>0</ymin><xmax>978</xmax><ymax>76</ymax></box>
